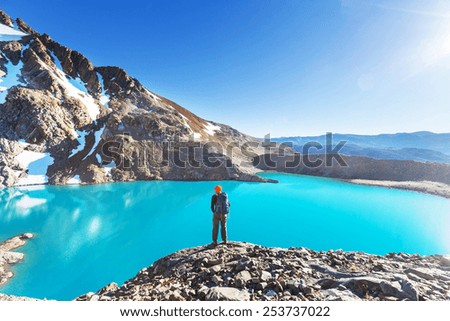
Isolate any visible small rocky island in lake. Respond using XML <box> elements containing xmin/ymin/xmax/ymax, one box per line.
<box><xmin>0</xmin><ymin>233</ymin><xmax>33</xmax><ymax>287</ymax></box>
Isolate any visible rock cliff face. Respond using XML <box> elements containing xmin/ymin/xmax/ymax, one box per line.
<box><xmin>77</xmin><ymin>242</ymin><xmax>450</xmax><ymax>301</ymax></box>
<box><xmin>0</xmin><ymin>9</ymin><xmax>265</xmax><ymax>188</ymax></box>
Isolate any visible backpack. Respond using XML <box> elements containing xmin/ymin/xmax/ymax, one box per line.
<box><xmin>216</xmin><ymin>192</ymin><xmax>230</xmax><ymax>215</ymax></box>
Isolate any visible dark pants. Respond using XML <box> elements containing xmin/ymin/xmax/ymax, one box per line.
<box><xmin>212</xmin><ymin>212</ymin><xmax>227</xmax><ymax>243</ymax></box>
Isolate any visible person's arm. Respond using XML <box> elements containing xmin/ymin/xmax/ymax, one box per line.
<box><xmin>211</xmin><ymin>195</ymin><xmax>216</xmax><ymax>213</ymax></box>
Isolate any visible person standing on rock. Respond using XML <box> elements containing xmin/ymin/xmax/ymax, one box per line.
<box><xmin>211</xmin><ymin>185</ymin><xmax>230</xmax><ymax>245</ymax></box>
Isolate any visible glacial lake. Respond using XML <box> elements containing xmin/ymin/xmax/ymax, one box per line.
<box><xmin>1</xmin><ymin>173</ymin><xmax>449</xmax><ymax>300</ymax></box>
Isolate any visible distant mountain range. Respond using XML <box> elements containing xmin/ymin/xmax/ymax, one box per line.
<box><xmin>272</xmin><ymin>132</ymin><xmax>450</xmax><ymax>163</ymax></box>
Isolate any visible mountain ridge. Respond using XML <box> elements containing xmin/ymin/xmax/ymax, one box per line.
<box><xmin>0</xmin><ymin>9</ymin><xmax>266</xmax><ymax>188</ymax></box>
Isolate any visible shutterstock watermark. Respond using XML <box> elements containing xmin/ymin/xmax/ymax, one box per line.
<box><xmin>99</xmin><ymin>132</ymin><xmax>348</xmax><ymax>170</ymax></box>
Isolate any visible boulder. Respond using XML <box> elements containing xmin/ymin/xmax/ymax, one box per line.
<box><xmin>404</xmin><ymin>268</ymin><xmax>434</xmax><ymax>281</ymax></box>
<box><xmin>96</xmin><ymin>282</ymin><xmax>119</xmax><ymax>296</ymax></box>
<box><xmin>256</xmin><ymin>282</ymin><xmax>267</xmax><ymax>290</ymax></box>
<box><xmin>379</xmin><ymin>281</ymin><xmax>402</xmax><ymax>297</ymax></box>
<box><xmin>205</xmin><ymin>287</ymin><xmax>250</xmax><ymax>301</ymax></box>
<box><xmin>206</xmin><ymin>258</ymin><xmax>223</xmax><ymax>267</ymax></box>
<box><xmin>398</xmin><ymin>278</ymin><xmax>419</xmax><ymax>301</ymax></box>
<box><xmin>286</xmin><ymin>280</ymin><xmax>301</xmax><ymax>290</ymax></box>
<box><xmin>317</xmin><ymin>278</ymin><xmax>340</xmax><ymax>289</ymax></box>
<box><xmin>260</xmin><ymin>271</ymin><xmax>272</xmax><ymax>282</ymax></box>
<box><xmin>211</xmin><ymin>275</ymin><xmax>222</xmax><ymax>285</ymax></box>
<box><xmin>439</xmin><ymin>255</ymin><xmax>450</xmax><ymax>267</ymax></box>
<box><xmin>322</xmin><ymin>289</ymin><xmax>361</xmax><ymax>301</ymax></box>
<box><xmin>209</xmin><ymin>265</ymin><xmax>222</xmax><ymax>274</ymax></box>
<box><xmin>234</xmin><ymin>270</ymin><xmax>252</xmax><ymax>288</ymax></box>
<box><xmin>264</xmin><ymin>289</ymin><xmax>277</xmax><ymax>297</ymax></box>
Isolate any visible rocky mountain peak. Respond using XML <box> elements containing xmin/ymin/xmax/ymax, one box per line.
<box><xmin>0</xmin><ymin>9</ymin><xmax>36</xmax><ymax>35</ymax></box>
<box><xmin>0</xmin><ymin>9</ymin><xmax>266</xmax><ymax>188</ymax></box>
<box><xmin>0</xmin><ymin>10</ymin><xmax>13</xmax><ymax>27</ymax></box>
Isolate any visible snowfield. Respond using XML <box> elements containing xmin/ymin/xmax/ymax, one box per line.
<box><xmin>48</xmin><ymin>50</ymin><xmax>101</xmax><ymax>120</ymax></box>
<box><xmin>67</xmin><ymin>175</ymin><xmax>81</xmax><ymax>184</ymax></box>
<box><xmin>0</xmin><ymin>22</ymin><xmax>27</xmax><ymax>42</ymax></box>
<box><xmin>0</xmin><ymin>51</ymin><xmax>26</xmax><ymax>104</ymax></box>
<box><xmin>14</xmin><ymin>149</ymin><xmax>54</xmax><ymax>186</ymax></box>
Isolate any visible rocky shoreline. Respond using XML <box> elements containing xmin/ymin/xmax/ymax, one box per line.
<box><xmin>77</xmin><ymin>242</ymin><xmax>450</xmax><ymax>301</ymax></box>
<box><xmin>347</xmin><ymin>179</ymin><xmax>450</xmax><ymax>199</ymax></box>
<box><xmin>0</xmin><ymin>233</ymin><xmax>33</xmax><ymax>287</ymax></box>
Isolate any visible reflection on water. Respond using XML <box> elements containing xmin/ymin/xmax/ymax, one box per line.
<box><xmin>0</xmin><ymin>173</ymin><xmax>449</xmax><ymax>300</ymax></box>
<box><xmin>0</xmin><ymin>186</ymin><xmax>52</xmax><ymax>219</ymax></box>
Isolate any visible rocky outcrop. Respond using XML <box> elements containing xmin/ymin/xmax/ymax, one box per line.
<box><xmin>0</xmin><ymin>233</ymin><xmax>33</xmax><ymax>287</ymax></box>
<box><xmin>0</xmin><ymin>11</ymin><xmax>13</xmax><ymax>27</ymax></box>
<box><xmin>0</xmin><ymin>233</ymin><xmax>42</xmax><ymax>301</ymax></box>
<box><xmin>77</xmin><ymin>242</ymin><xmax>450</xmax><ymax>301</ymax></box>
<box><xmin>0</xmin><ymin>293</ymin><xmax>40</xmax><ymax>301</ymax></box>
<box><xmin>0</xmin><ymin>9</ymin><xmax>267</xmax><ymax>188</ymax></box>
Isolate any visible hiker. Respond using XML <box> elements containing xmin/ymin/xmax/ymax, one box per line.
<box><xmin>211</xmin><ymin>185</ymin><xmax>230</xmax><ymax>245</ymax></box>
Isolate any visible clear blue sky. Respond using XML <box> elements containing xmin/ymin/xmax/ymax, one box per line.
<box><xmin>2</xmin><ymin>0</ymin><xmax>450</xmax><ymax>137</ymax></box>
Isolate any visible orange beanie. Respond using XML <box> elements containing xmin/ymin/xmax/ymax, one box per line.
<box><xmin>214</xmin><ymin>185</ymin><xmax>222</xmax><ymax>193</ymax></box>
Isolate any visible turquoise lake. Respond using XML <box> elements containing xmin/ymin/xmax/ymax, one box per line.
<box><xmin>0</xmin><ymin>173</ymin><xmax>449</xmax><ymax>300</ymax></box>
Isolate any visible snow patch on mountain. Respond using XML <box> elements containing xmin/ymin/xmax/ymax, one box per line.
<box><xmin>45</xmin><ymin>55</ymin><xmax>101</xmax><ymax>120</ymax></box>
<box><xmin>82</xmin><ymin>125</ymin><xmax>105</xmax><ymax>161</ymax></box>
<box><xmin>0</xmin><ymin>56</ymin><xmax>25</xmax><ymax>104</ymax></box>
<box><xmin>61</xmin><ymin>76</ymin><xmax>100</xmax><ymax>120</ymax></box>
<box><xmin>12</xmin><ymin>21</ymin><xmax>20</xmax><ymax>31</ymax></box>
<box><xmin>14</xmin><ymin>149</ymin><xmax>54</xmax><ymax>186</ymax></box>
<box><xmin>18</xmin><ymin>139</ymin><xmax>30</xmax><ymax>147</ymax></box>
<box><xmin>145</xmin><ymin>88</ymin><xmax>162</xmax><ymax>102</ymax></box>
<box><xmin>0</xmin><ymin>22</ymin><xmax>27</xmax><ymax>41</ymax></box>
<box><xmin>69</xmin><ymin>130</ymin><xmax>89</xmax><ymax>157</ymax></box>
<box><xmin>180</xmin><ymin>114</ymin><xmax>201</xmax><ymax>140</ymax></box>
<box><xmin>204</xmin><ymin>122</ymin><xmax>221</xmax><ymax>136</ymax></box>
<box><xmin>67</xmin><ymin>76</ymin><xmax>87</xmax><ymax>92</ymax></box>
<box><xmin>67</xmin><ymin>175</ymin><xmax>81</xmax><ymax>184</ymax></box>
<box><xmin>49</xmin><ymin>50</ymin><xmax>63</xmax><ymax>71</ymax></box>
<box><xmin>96</xmin><ymin>72</ymin><xmax>110</xmax><ymax>109</ymax></box>
<box><xmin>103</xmin><ymin>160</ymin><xmax>116</xmax><ymax>177</ymax></box>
